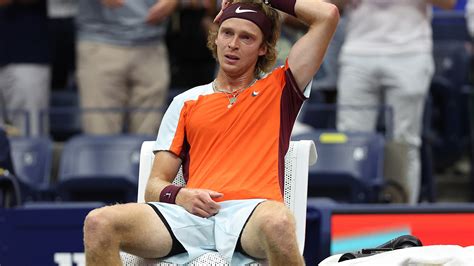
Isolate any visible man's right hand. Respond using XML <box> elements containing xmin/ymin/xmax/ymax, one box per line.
<box><xmin>175</xmin><ymin>188</ymin><xmax>223</xmax><ymax>218</ymax></box>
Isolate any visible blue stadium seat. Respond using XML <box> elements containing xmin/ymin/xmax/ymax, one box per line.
<box><xmin>299</xmin><ymin>104</ymin><xmax>394</xmax><ymax>139</ymax></box>
<box><xmin>428</xmin><ymin>40</ymin><xmax>471</xmax><ymax>171</ymax></box>
<box><xmin>431</xmin><ymin>10</ymin><xmax>470</xmax><ymax>41</ymax></box>
<box><xmin>9</xmin><ymin>136</ymin><xmax>54</xmax><ymax>202</ymax></box>
<box><xmin>56</xmin><ymin>134</ymin><xmax>154</xmax><ymax>204</ymax></box>
<box><xmin>292</xmin><ymin>130</ymin><xmax>385</xmax><ymax>203</ymax></box>
<box><xmin>46</xmin><ymin>90</ymin><xmax>82</xmax><ymax>141</ymax></box>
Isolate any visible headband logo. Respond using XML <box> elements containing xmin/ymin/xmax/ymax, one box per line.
<box><xmin>235</xmin><ymin>6</ymin><xmax>258</xmax><ymax>13</ymax></box>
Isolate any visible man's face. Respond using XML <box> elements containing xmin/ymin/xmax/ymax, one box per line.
<box><xmin>215</xmin><ymin>18</ymin><xmax>267</xmax><ymax>77</ymax></box>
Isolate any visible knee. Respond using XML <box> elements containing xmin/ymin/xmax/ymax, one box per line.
<box><xmin>259</xmin><ymin>206</ymin><xmax>296</xmax><ymax>242</ymax></box>
<box><xmin>83</xmin><ymin>207</ymin><xmax>117</xmax><ymax>247</ymax></box>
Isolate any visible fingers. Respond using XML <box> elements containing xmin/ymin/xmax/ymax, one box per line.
<box><xmin>200</xmin><ymin>193</ymin><xmax>221</xmax><ymax>215</ymax></box>
<box><xmin>180</xmin><ymin>189</ymin><xmax>222</xmax><ymax>218</ymax></box>
<box><xmin>213</xmin><ymin>0</ymin><xmax>232</xmax><ymax>23</ymax></box>
<box><xmin>190</xmin><ymin>197</ymin><xmax>220</xmax><ymax>218</ymax></box>
<box><xmin>208</xmin><ymin>191</ymin><xmax>224</xmax><ymax>199</ymax></box>
<box><xmin>213</xmin><ymin>9</ymin><xmax>224</xmax><ymax>23</ymax></box>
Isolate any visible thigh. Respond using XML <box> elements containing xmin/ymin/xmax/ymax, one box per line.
<box><xmin>383</xmin><ymin>53</ymin><xmax>434</xmax><ymax>146</ymax></box>
<box><xmin>129</xmin><ymin>43</ymin><xmax>170</xmax><ymax>105</ymax></box>
<box><xmin>6</xmin><ymin>64</ymin><xmax>50</xmax><ymax>110</ymax></box>
<box><xmin>76</xmin><ymin>41</ymin><xmax>129</xmax><ymax>109</ymax></box>
<box><xmin>94</xmin><ymin>202</ymin><xmax>174</xmax><ymax>259</ymax></box>
<box><xmin>337</xmin><ymin>55</ymin><xmax>380</xmax><ymax>132</ymax></box>
<box><xmin>76</xmin><ymin>42</ymin><xmax>130</xmax><ymax>133</ymax></box>
<box><xmin>1</xmin><ymin>64</ymin><xmax>50</xmax><ymax>135</ymax></box>
<box><xmin>128</xmin><ymin>44</ymin><xmax>170</xmax><ymax>135</ymax></box>
<box><xmin>238</xmin><ymin>200</ymin><xmax>295</xmax><ymax>259</ymax></box>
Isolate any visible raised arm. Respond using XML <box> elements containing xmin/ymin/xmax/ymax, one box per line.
<box><xmin>287</xmin><ymin>0</ymin><xmax>339</xmax><ymax>91</ymax></box>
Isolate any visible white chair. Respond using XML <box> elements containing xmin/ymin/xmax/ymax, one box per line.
<box><xmin>121</xmin><ymin>140</ymin><xmax>317</xmax><ymax>265</ymax></box>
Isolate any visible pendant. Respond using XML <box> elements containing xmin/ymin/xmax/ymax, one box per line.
<box><xmin>227</xmin><ymin>96</ymin><xmax>237</xmax><ymax>108</ymax></box>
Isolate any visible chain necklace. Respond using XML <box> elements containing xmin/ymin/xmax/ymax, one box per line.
<box><xmin>212</xmin><ymin>79</ymin><xmax>257</xmax><ymax>108</ymax></box>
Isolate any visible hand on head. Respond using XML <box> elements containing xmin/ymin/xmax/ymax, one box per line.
<box><xmin>214</xmin><ymin>0</ymin><xmax>233</xmax><ymax>23</ymax></box>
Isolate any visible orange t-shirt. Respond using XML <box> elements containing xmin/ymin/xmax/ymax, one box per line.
<box><xmin>154</xmin><ymin>64</ymin><xmax>308</xmax><ymax>202</ymax></box>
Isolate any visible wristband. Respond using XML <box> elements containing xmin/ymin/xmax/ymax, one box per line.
<box><xmin>160</xmin><ymin>184</ymin><xmax>183</xmax><ymax>204</ymax></box>
<box><xmin>264</xmin><ymin>0</ymin><xmax>297</xmax><ymax>17</ymax></box>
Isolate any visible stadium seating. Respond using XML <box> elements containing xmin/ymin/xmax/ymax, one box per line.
<box><xmin>292</xmin><ymin>130</ymin><xmax>385</xmax><ymax>203</ymax></box>
<box><xmin>56</xmin><ymin>134</ymin><xmax>154</xmax><ymax>204</ymax></box>
<box><xmin>428</xmin><ymin>40</ymin><xmax>471</xmax><ymax>171</ymax></box>
<box><xmin>46</xmin><ymin>90</ymin><xmax>82</xmax><ymax>141</ymax></box>
<box><xmin>9</xmin><ymin>136</ymin><xmax>54</xmax><ymax>202</ymax></box>
<box><xmin>299</xmin><ymin>104</ymin><xmax>394</xmax><ymax>139</ymax></box>
<box><xmin>432</xmin><ymin>10</ymin><xmax>470</xmax><ymax>41</ymax></box>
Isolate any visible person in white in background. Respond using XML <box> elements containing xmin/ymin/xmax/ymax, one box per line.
<box><xmin>332</xmin><ymin>0</ymin><xmax>456</xmax><ymax>204</ymax></box>
<box><xmin>466</xmin><ymin>0</ymin><xmax>474</xmax><ymax>37</ymax></box>
<box><xmin>0</xmin><ymin>0</ymin><xmax>51</xmax><ymax>136</ymax></box>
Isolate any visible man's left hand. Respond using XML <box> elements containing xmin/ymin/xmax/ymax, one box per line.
<box><xmin>146</xmin><ymin>0</ymin><xmax>179</xmax><ymax>24</ymax></box>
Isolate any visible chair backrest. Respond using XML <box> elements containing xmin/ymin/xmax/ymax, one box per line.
<box><xmin>0</xmin><ymin>128</ymin><xmax>15</xmax><ymax>175</ymax></box>
<box><xmin>293</xmin><ymin>130</ymin><xmax>385</xmax><ymax>203</ymax></box>
<box><xmin>9</xmin><ymin>136</ymin><xmax>53</xmax><ymax>201</ymax></box>
<box><xmin>136</xmin><ymin>140</ymin><xmax>317</xmax><ymax>254</ymax></box>
<box><xmin>57</xmin><ymin>134</ymin><xmax>154</xmax><ymax>203</ymax></box>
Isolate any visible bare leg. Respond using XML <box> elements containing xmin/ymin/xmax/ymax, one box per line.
<box><xmin>83</xmin><ymin>203</ymin><xmax>173</xmax><ymax>265</ymax></box>
<box><xmin>239</xmin><ymin>201</ymin><xmax>304</xmax><ymax>266</ymax></box>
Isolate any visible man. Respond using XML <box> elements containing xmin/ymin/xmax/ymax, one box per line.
<box><xmin>0</xmin><ymin>0</ymin><xmax>50</xmax><ymax>136</ymax></box>
<box><xmin>83</xmin><ymin>0</ymin><xmax>338</xmax><ymax>265</ymax></box>
<box><xmin>76</xmin><ymin>0</ymin><xmax>177</xmax><ymax>135</ymax></box>
<box><xmin>467</xmin><ymin>0</ymin><xmax>474</xmax><ymax>37</ymax></box>
<box><xmin>334</xmin><ymin>0</ymin><xmax>456</xmax><ymax>204</ymax></box>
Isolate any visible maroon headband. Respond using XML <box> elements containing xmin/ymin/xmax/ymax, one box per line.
<box><xmin>217</xmin><ymin>3</ymin><xmax>272</xmax><ymax>39</ymax></box>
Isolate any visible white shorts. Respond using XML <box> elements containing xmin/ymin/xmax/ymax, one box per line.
<box><xmin>148</xmin><ymin>199</ymin><xmax>266</xmax><ymax>265</ymax></box>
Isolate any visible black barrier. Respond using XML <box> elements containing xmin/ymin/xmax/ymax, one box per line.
<box><xmin>0</xmin><ymin>203</ymin><xmax>104</xmax><ymax>266</ymax></box>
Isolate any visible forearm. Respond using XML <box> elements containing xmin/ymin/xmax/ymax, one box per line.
<box><xmin>286</xmin><ymin>0</ymin><xmax>339</xmax><ymax>90</ymax></box>
<box><xmin>294</xmin><ymin>0</ymin><xmax>339</xmax><ymax>29</ymax></box>
<box><xmin>144</xmin><ymin>151</ymin><xmax>182</xmax><ymax>202</ymax></box>
<box><xmin>144</xmin><ymin>176</ymin><xmax>175</xmax><ymax>202</ymax></box>
<box><xmin>325</xmin><ymin>0</ymin><xmax>345</xmax><ymax>12</ymax></box>
<box><xmin>429</xmin><ymin>0</ymin><xmax>456</xmax><ymax>10</ymax></box>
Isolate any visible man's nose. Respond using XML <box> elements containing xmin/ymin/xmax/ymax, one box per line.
<box><xmin>228</xmin><ymin>36</ymin><xmax>239</xmax><ymax>49</ymax></box>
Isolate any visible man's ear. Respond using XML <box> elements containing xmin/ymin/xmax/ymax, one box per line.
<box><xmin>258</xmin><ymin>44</ymin><xmax>267</xmax><ymax>56</ymax></box>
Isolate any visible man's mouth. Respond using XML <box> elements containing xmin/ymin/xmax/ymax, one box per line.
<box><xmin>225</xmin><ymin>54</ymin><xmax>240</xmax><ymax>62</ymax></box>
